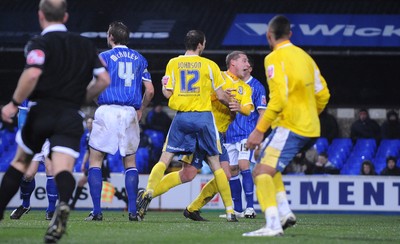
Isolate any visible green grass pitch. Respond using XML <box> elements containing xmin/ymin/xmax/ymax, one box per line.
<box><xmin>0</xmin><ymin>209</ymin><xmax>399</xmax><ymax>243</ymax></box>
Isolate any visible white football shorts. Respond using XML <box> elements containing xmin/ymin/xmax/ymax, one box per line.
<box><xmin>224</xmin><ymin>138</ymin><xmax>255</xmax><ymax>166</ymax></box>
<box><xmin>89</xmin><ymin>104</ymin><xmax>140</xmax><ymax>157</ymax></box>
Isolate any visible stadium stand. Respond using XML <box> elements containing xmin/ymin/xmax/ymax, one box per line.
<box><xmin>1</xmin><ymin>0</ymin><xmax>400</xmax><ymax>175</ymax></box>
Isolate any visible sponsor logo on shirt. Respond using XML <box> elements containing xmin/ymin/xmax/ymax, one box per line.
<box><xmin>261</xmin><ymin>95</ymin><xmax>267</xmax><ymax>105</ymax></box>
<box><xmin>26</xmin><ymin>49</ymin><xmax>45</xmax><ymax>65</ymax></box>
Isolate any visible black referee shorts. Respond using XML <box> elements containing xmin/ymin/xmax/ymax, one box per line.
<box><xmin>20</xmin><ymin>101</ymin><xmax>84</xmax><ymax>158</ymax></box>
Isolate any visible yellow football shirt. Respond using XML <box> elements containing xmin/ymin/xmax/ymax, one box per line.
<box><xmin>164</xmin><ymin>55</ymin><xmax>225</xmax><ymax>112</ymax></box>
<box><xmin>257</xmin><ymin>40</ymin><xmax>330</xmax><ymax>137</ymax></box>
<box><xmin>212</xmin><ymin>71</ymin><xmax>254</xmax><ymax>133</ymax></box>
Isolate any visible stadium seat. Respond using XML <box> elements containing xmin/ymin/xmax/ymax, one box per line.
<box><xmin>107</xmin><ymin>153</ymin><xmax>124</xmax><ymax>173</ymax></box>
<box><xmin>354</xmin><ymin>138</ymin><xmax>376</xmax><ymax>151</ymax></box>
<box><xmin>144</xmin><ymin>129</ymin><xmax>165</xmax><ymax>149</ymax></box>
<box><xmin>376</xmin><ymin>139</ymin><xmax>400</xmax><ymax>158</ymax></box>
<box><xmin>328</xmin><ymin>155</ymin><xmax>344</xmax><ymax>170</ymax></box>
<box><xmin>136</xmin><ymin>147</ymin><xmax>150</xmax><ymax>174</ymax></box>
<box><xmin>315</xmin><ymin>137</ymin><xmax>329</xmax><ymax>153</ymax></box>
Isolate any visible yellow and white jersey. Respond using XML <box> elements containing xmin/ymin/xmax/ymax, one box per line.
<box><xmin>212</xmin><ymin>71</ymin><xmax>254</xmax><ymax>133</ymax></box>
<box><xmin>262</xmin><ymin>40</ymin><xmax>330</xmax><ymax>137</ymax></box>
<box><xmin>164</xmin><ymin>55</ymin><xmax>225</xmax><ymax>112</ymax></box>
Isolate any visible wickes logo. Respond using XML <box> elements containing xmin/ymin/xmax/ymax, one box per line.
<box><xmin>236</xmin><ymin>23</ymin><xmax>400</xmax><ymax>37</ymax></box>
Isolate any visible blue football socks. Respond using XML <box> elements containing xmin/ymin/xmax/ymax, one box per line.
<box><xmin>125</xmin><ymin>167</ymin><xmax>138</xmax><ymax>214</ymax></box>
<box><xmin>88</xmin><ymin>167</ymin><xmax>103</xmax><ymax>215</ymax></box>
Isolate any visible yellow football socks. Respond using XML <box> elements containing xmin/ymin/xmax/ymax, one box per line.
<box><xmin>153</xmin><ymin>171</ymin><xmax>182</xmax><ymax>198</ymax></box>
<box><xmin>255</xmin><ymin>174</ymin><xmax>277</xmax><ymax>212</ymax></box>
<box><xmin>214</xmin><ymin>168</ymin><xmax>234</xmax><ymax>214</ymax></box>
<box><xmin>273</xmin><ymin>171</ymin><xmax>285</xmax><ymax>193</ymax></box>
<box><xmin>146</xmin><ymin>162</ymin><xmax>167</xmax><ymax>192</ymax></box>
<box><xmin>187</xmin><ymin>178</ymin><xmax>218</xmax><ymax>212</ymax></box>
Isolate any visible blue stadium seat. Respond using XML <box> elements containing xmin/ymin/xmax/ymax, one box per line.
<box><xmin>107</xmin><ymin>153</ymin><xmax>124</xmax><ymax>173</ymax></box>
<box><xmin>315</xmin><ymin>137</ymin><xmax>329</xmax><ymax>153</ymax></box>
<box><xmin>328</xmin><ymin>156</ymin><xmax>344</xmax><ymax>170</ymax></box>
<box><xmin>144</xmin><ymin>129</ymin><xmax>165</xmax><ymax>149</ymax></box>
<box><xmin>136</xmin><ymin>147</ymin><xmax>150</xmax><ymax>174</ymax></box>
<box><xmin>354</xmin><ymin>138</ymin><xmax>376</xmax><ymax>151</ymax></box>
<box><xmin>376</xmin><ymin>139</ymin><xmax>400</xmax><ymax>158</ymax></box>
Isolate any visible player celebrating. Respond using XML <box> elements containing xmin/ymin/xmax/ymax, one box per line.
<box><xmin>243</xmin><ymin>15</ymin><xmax>330</xmax><ymax>237</ymax></box>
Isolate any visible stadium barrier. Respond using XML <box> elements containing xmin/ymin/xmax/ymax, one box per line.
<box><xmin>1</xmin><ymin>173</ymin><xmax>399</xmax><ymax>213</ymax></box>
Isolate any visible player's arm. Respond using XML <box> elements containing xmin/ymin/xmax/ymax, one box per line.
<box><xmin>313</xmin><ymin>63</ymin><xmax>330</xmax><ymax>114</ymax></box>
<box><xmin>138</xmin><ymin>79</ymin><xmax>155</xmax><ymax>121</ymax></box>
<box><xmin>1</xmin><ymin>67</ymin><xmax>42</xmax><ymax>123</ymax></box>
<box><xmin>215</xmin><ymin>87</ymin><xmax>230</xmax><ymax>107</ymax></box>
<box><xmin>162</xmin><ymin>61</ymin><xmax>174</xmax><ymax>99</ymax></box>
<box><xmin>214</xmin><ymin>69</ymin><xmax>230</xmax><ymax>107</ymax></box>
<box><xmin>255</xmin><ymin>57</ymin><xmax>286</xmax><ymax>133</ymax></box>
<box><xmin>86</xmin><ymin>69</ymin><xmax>110</xmax><ymax>104</ymax></box>
<box><xmin>161</xmin><ymin>75</ymin><xmax>173</xmax><ymax>99</ymax></box>
<box><xmin>231</xmin><ymin>84</ymin><xmax>254</xmax><ymax>116</ymax></box>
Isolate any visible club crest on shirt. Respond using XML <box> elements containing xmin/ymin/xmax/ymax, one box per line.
<box><xmin>267</xmin><ymin>65</ymin><xmax>274</xmax><ymax>79</ymax></box>
<box><xmin>238</xmin><ymin>86</ymin><xmax>243</xmax><ymax>95</ymax></box>
<box><xmin>26</xmin><ymin>49</ymin><xmax>45</xmax><ymax>65</ymax></box>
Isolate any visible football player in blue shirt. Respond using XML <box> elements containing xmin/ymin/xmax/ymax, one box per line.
<box><xmin>223</xmin><ymin>57</ymin><xmax>267</xmax><ymax>218</ymax></box>
<box><xmin>9</xmin><ymin>100</ymin><xmax>58</xmax><ymax>221</ymax></box>
<box><xmin>86</xmin><ymin>21</ymin><xmax>154</xmax><ymax>221</ymax></box>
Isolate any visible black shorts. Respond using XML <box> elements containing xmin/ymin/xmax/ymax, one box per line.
<box><xmin>20</xmin><ymin>101</ymin><xmax>84</xmax><ymax>158</ymax></box>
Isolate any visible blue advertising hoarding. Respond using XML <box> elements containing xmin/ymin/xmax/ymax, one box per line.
<box><xmin>223</xmin><ymin>14</ymin><xmax>400</xmax><ymax>47</ymax></box>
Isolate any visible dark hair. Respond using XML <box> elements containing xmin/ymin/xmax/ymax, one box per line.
<box><xmin>319</xmin><ymin>152</ymin><xmax>328</xmax><ymax>158</ymax></box>
<box><xmin>108</xmin><ymin>21</ymin><xmax>130</xmax><ymax>45</ymax></box>
<box><xmin>386</xmin><ymin>110</ymin><xmax>398</xmax><ymax>120</ymax></box>
<box><xmin>225</xmin><ymin>51</ymin><xmax>246</xmax><ymax>69</ymax></box>
<box><xmin>39</xmin><ymin>0</ymin><xmax>67</xmax><ymax>22</ymax></box>
<box><xmin>268</xmin><ymin>15</ymin><xmax>291</xmax><ymax>40</ymax></box>
<box><xmin>361</xmin><ymin>160</ymin><xmax>376</xmax><ymax>175</ymax></box>
<box><xmin>247</xmin><ymin>55</ymin><xmax>254</xmax><ymax>68</ymax></box>
<box><xmin>386</xmin><ymin>156</ymin><xmax>397</xmax><ymax>164</ymax></box>
<box><xmin>184</xmin><ymin>30</ymin><xmax>205</xmax><ymax>51</ymax></box>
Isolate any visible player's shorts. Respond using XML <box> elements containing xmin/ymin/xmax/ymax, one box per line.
<box><xmin>164</xmin><ymin>111</ymin><xmax>221</xmax><ymax>156</ymax></box>
<box><xmin>32</xmin><ymin>139</ymin><xmax>50</xmax><ymax>162</ymax></box>
<box><xmin>257</xmin><ymin>126</ymin><xmax>315</xmax><ymax>172</ymax></box>
<box><xmin>17</xmin><ymin>101</ymin><xmax>84</xmax><ymax>159</ymax></box>
<box><xmin>89</xmin><ymin>104</ymin><xmax>140</xmax><ymax>157</ymax></box>
<box><xmin>225</xmin><ymin>138</ymin><xmax>256</xmax><ymax>166</ymax></box>
<box><xmin>180</xmin><ymin>132</ymin><xmax>229</xmax><ymax>169</ymax></box>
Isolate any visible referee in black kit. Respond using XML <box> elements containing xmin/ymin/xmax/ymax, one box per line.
<box><xmin>0</xmin><ymin>0</ymin><xmax>110</xmax><ymax>243</ymax></box>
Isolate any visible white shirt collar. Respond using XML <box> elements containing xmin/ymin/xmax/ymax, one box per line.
<box><xmin>245</xmin><ymin>76</ymin><xmax>253</xmax><ymax>84</ymax></box>
<box><xmin>41</xmin><ymin>24</ymin><xmax>67</xmax><ymax>35</ymax></box>
<box><xmin>113</xmin><ymin>45</ymin><xmax>128</xmax><ymax>49</ymax></box>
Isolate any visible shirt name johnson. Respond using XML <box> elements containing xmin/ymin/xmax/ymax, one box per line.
<box><xmin>110</xmin><ymin>51</ymin><xmax>139</xmax><ymax>62</ymax></box>
<box><xmin>178</xmin><ymin>62</ymin><xmax>201</xmax><ymax>69</ymax></box>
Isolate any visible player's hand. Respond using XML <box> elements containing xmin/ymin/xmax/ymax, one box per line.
<box><xmin>246</xmin><ymin>129</ymin><xmax>264</xmax><ymax>150</ymax></box>
<box><xmin>1</xmin><ymin>102</ymin><xmax>18</xmax><ymax>124</ymax></box>
<box><xmin>229</xmin><ymin>100</ymin><xmax>240</xmax><ymax>112</ymax></box>
<box><xmin>225</xmin><ymin>88</ymin><xmax>236</xmax><ymax>99</ymax></box>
